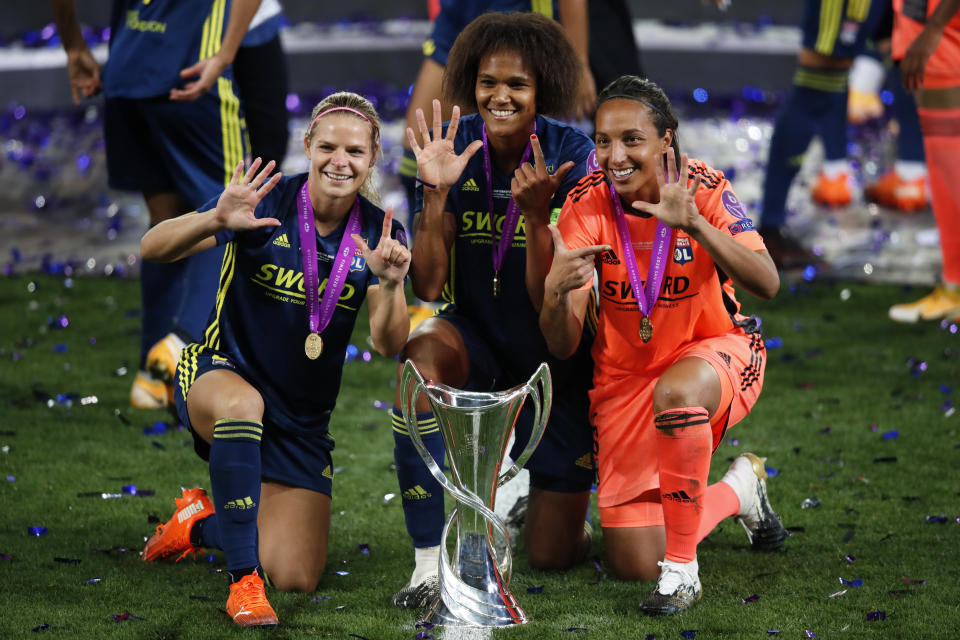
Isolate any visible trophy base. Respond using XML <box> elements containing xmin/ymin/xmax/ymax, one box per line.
<box><xmin>420</xmin><ymin>533</ymin><xmax>529</xmax><ymax>628</ymax></box>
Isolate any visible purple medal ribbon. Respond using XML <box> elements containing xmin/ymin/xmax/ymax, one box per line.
<box><xmin>481</xmin><ymin>121</ymin><xmax>536</xmax><ymax>296</ymax></box>
<box><xmin>298</xmin><ymin>181</ymin><xmax>361</xmax><ymax>344</ymax></box>
<box><xmin>609</xmin><ymin>181</ymin><xmax>673</xmax><ymax>338</ymax></box>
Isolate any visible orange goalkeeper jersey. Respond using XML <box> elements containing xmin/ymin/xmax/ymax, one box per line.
<box><xmin>558</xmin><ymin>161</ymin><xmax>767</xmax><ymax>378</ymax></box>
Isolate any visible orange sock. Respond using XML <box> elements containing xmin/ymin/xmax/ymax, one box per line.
<box><xmin>918</xmin><ymin>106</ymin><xmax>960</xmax><ymax>284</ymax></box>
<box><xmin>696</xmin><ymin>482</ymin><xmax>741</xmax><ymax>542</ymax></box>
<box><xmin>655</xmin><ymin>407</ymin><xmax>712</xmax><ymax>563</ymax></box>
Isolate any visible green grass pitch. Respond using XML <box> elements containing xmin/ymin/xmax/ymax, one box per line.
<box><xmin>1</xmin><ymin>274</ymin><xmax>958</xmax><ymax>638</ymax></box>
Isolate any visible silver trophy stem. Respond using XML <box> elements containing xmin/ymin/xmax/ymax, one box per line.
<box><xmin>399</xmin><ymin>360</ymin><xmax>552</xmax><ymax>627</ymax></box>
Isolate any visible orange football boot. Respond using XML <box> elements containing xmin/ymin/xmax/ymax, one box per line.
<box><xmin>811</xmin><ymin>171</ymin><xmax>852</xmax><ymax>207</ymax></box>
<box><xmin>145</xmin><ymin>332</ymin><xmax>186</xmax><ymax>405</ymax></box>
<box><xmin>864</xmin><ymin>170</ymin><xmax>927</xmax><ymax>212</ymax></box>
<box><xmin>227</xmin><ymin>571</ymin><xmax>279</xmax><ymax>628</ymax></box>
<box><xmin>130</xmin><ymin>370</ymin><xmax>169</xmax><ymax>409</ymax></box>
<box><xmin>142</xmin><ymin>487</ymin><xmax>213</xmax><ymax>562</ymax></box>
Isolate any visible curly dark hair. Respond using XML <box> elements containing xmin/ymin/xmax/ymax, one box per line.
<box><xmin>597</xmin><ymin>75</ymin><xmax>681</xmax><ymax>160</ymax></box>
<box><xmin>442</xmin><ymin>12</ymin><xmax>581</xmax><ymax>118</ymax></box>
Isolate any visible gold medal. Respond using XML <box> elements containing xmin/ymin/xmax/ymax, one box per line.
<box><xmin>305</xmin><ymin>332</ymin><xmax>323</xmax><ymax>360</ymax></box>
<box><xmin>492</xmin><ymin>271</ymin><xmax>500</xmax><ymax>298</ymax></box>
<box><xmin>639</xmin><ymin>315</ymin><xmax>653</xmax><ymax>343</ymax></box>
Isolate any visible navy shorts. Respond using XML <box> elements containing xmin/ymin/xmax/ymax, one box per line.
<box><xmin>174</xmin><ymin>345</ymin><xmax>335</xmax><ymax>496</ymax></box>
<box><xmin>437</xmin><ymin>310</ymin><xmax>595</xmax><ymax>493</ymax></box>
<box><xmin>801</xmin><ymin>0</ymin><xmax>889</xmax><ymax>58</ymax></box>
<box><xmin>104</xmin><ymin>90</ymin><xmax>245</xmax><ymax>209</ymax></box>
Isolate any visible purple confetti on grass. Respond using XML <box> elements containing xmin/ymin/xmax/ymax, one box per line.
<box><xmin>358</xmin><ymin>543</ymin><xmax>370</xmax><ymax>555</ymax></box>
<box><xmin>903</xmin><ymin>579</ymin><xmax>926</xmax><ymax>584</ymax></box>
<box><xmin>882</xmin><ymin>430</ymin><xmax>899</xmax><ymax>440</ymax></box>
<box><xmin>142</xmin><ymin>422</ymin><xmax>166</xmax><ymax>436</ymax></box>
<box><xmin>805</xmin><ymin>632</ymin><xmax>817</xmax><ymax>638</ymax></box>
<box><xmin>334</xmin><ymin>570</ymin><xmax>349</xmax><ymax>576</ymax></box>
<box><xmin>839</xmin><ymin>577</ymin><xmax>863</xmax><ymax>587</ymax></box>
<box><xmin>372</xmin><ymin>400</ymin><xmax>390</xmax><ymax>410</ymax></box>
<box><xmin>28</xmin><ymin>526</ymin><xmax>48</xmax><ymax>537</ymax></box>
<box><xmin>1</xmin><ymin>553</ymin><xmax>12</xmax><ymax>561</ymax></box>
<box><xmin>765</xmin><ymin>465</ymin><xmax>779</xmax><ymax>477</ymax></box>
<box><xmin>122</xmin><ymin>484</ymin><xmax>137</xmax><ymax>495</ymax></box>
<box><xmin>681</xmin><ymin>632</ymin><xmax>696</xmax><ymax>639</ymax></box>
<box><xmin>926</xmin><ymin>514</ymin><xmax>949</xmax><ymax>523</ymax></box>
<box><xmin>415</xmin><ymin>622</ymin><xmax>435</xmax><ymax>630</ymax></box>
<box><xmin>6</xmin><ymin>476</ymin><xmax>14</xmax><ymax>482</ymax></box>
<box><xmin>32</xmin><ymin>624</ymin><xmax>49</xmax><ymax>632</ymax></box>
<box><xmin>53</xmin><ymin>344</ymin><xmax>67</xmax><ymax>353</ymax></box>
<box><xmin>766</xmin><ymin>632</ymin><xmax>780</xmax><ymax>636</ymax></box>
<box><xmin>111</xmin><ymin>611</ymin><xmax>144</xmax><ymax>622</ymax></box>
<box><xmin>866</xmin><ymin>610</ymin><xmax>886</xmax><ymax>621</ymax></box>
<box><xmin>741</xmin><ymin>594</ymin><xmax>760</xmax><ymax>603</ymax></box>
<box><xmin>415</xmin><ymin>633</ymin><xmax>434</xmax><ymax>640</ymax></box>
<box><xmin>563</xmin><ymin>629</ymin><xmax>587</xmax><ymax>634</ymax></box>
<box><xmin>845</xmin><ymin>555</ymin><xmax>855</xmax><ymax>563</ymax></box>
<box><xmin>311</xmin><ymin>596</ymin><xmax>332</xmax><ymax>602</ymax></box>
<box><xmin>527</xmin><ymin>586</ymin><xmax>544</xmax><ymax>594</ymax></box>
<box><xmin>86</xmin><ymin>577</ymin><xmax>102</xmax><ymax>583</ymax></box>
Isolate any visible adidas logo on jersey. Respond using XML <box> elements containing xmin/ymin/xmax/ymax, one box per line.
<box><xmin>662</xmin><ymin>490</ymin><xmax>694</xmax><ymax>503</ymax></box>
<box><xmin>574</xmin><ymin>452</ymin><xmax>594</xmax><ymax>470</ymax></box>
<box><xmin>177</xmin><ymin>500</ymin><xmax>207</xmax><ymax>523</ymax></box>
<box><xmin>402</xmin><ymin>485</ymin><xmax>432</xmax><ymax>500</ymax></box>
<box><xmin>461</xmin><ymin>178</ymin><xmax>479</xmax><ymax>192</ymax></box>
<box><xmin>322</xmin><ymin>465</ymin><xmax>334</xmax><ymax>479</ymax></box>
<box><xmin>224</xmin><ymin>496</ymin><xmax>256</xmax><ymax>510</ymax></box>
<box><xmin>599</xmin><ymin>249</ymin><xmax>620</xmax><ymax>265</ymax></box>
<box><xmin>273</xmin><ymin>233</ymin><xmax>291</xmax><ymax>248</ymax></box>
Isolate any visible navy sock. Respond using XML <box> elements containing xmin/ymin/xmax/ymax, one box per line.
<box><xmin>762</xmin><ymin>67</ymin><xmax>848</xmax><ymax>228</ymax></box>
<box><xmin>209</xmin><ymin>418</ymin><xmax>263</xmax><ymax>572</ymax></box>
<box><xmin>172</xmin><ymin>243</ymin><xmax>226</xmax><ymax>343</ymax></box>
<box><xmin>192</xmin><ymin>512</ymin><xmax>221</xmax><ymax>549</ymax></box>
<box><xmin>139</xmin><ymin>258</ymin><xmax>187</xmax><ymax>365</ymax></box>
<box><xmin>392</xmin><ymin>407</ymin><xmax>445</xmax><ymax>548</ymax></box>
<box><xmin>889</xmin><ymin>66</ymin><xmax>925</xmax><ymax>163</ymax></box>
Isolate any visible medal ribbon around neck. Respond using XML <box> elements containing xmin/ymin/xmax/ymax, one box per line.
<box><xmin>481</xmin><ymin>120</ymin><xmax>536</xmax><ymax>289</ymax></box>
<box><xmin>298</xmin><ymin>180</ymin><xmax>361</xmax><ymax>356</ymax></box>
<box><xmin>608</xmin><ymin>181</ymin><xmax>673</xmax><ymax>340</ymax></box>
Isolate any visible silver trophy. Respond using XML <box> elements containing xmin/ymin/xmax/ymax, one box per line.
<box><xmin>399</xmin><ymin>360</ymin><xmax>552</xmax><ymax>627</ymax></box>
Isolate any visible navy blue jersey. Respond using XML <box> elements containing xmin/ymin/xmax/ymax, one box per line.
<box><xmin>104</xmin><ymin>0</ymin><xmax>236</xmax><ymax>98</ymax></box>
<box><xmin>196</xmin><ymin>173</ymin><xmax>407</xmax><ymax>439</ymax></box>
<box><xmin>417</xmin><ymin>114</ymin><xmax>597</xmax><ymax>386</ymax></box>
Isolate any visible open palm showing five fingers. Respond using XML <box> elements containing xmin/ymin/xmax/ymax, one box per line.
<box><xmin>214</xmin><ymin>158</ymin><xmax>282</xmax><ymax>231</ymax></box>
<box><xmin>630</xmin><ymin>149</ymin><xmax>702</xmax><ymax>232</ymax></box>
<box><xmin>406</xmin><ymin>99</ymin><xmax>484</xmax><ymax>191</ymax></box>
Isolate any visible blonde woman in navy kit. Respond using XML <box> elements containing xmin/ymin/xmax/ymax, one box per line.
<box><xmin>138</xmin><ymin>92</ymin><xmax>410</xmax><ymax>629</ymax></box>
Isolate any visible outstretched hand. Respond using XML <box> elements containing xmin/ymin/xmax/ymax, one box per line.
<box><xmin>630</xmin><ymin>149</ymin><xmax>702</xmax><ymax>232</ymax></box>
<box><xmin>406</xmin><ymin>99</ymin><xmax>484</xmax><ymax>191</ymax></box>
<box><xmin>213</xmin><ymin>158</ymin><xmax>282</xmax><ymax>231</ymax></box>
<box><xmin>170</xmin><ymin>56</ymin><xmax>229</xmax><ymax>101</ymax></box>
<box><xmin>544</xmin><ymin>224</ymin><xmax>610</xmax><ymax>297</ymax></box>
<box><xmin>512</xmin><ymin>135</ymin><xmax>575</xmax><ymax>225</ymax></box>
<box><xmin>352</xmin><ymin>206</ymin><xmax>411</xmax><ymax>286</ymax></box>
<box><xmin>66</xmin><ymin>49</ymin><xmax>102</xmax><ymax>105</ymax></box>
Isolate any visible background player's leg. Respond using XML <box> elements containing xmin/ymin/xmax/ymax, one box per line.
<box><xmin>233</xmin><ymin>34</ymin><xmax>290</xmax><ymax>168</ymax></box>
<box><xmin>132</xmin><ymin>191</ymin><xmax>191</xmax><ymax>408</ymax></box>
<box><xmin>524</xmin><ymin>487</ymin><xmax>590</xmax><ymax>569</ymax></box>
<box><xmin>257</xmin><ymin>483</ymin><xmax>331</xmax><ymax>592</ymax></box>
<box><xmin>390</xmin><ymin>316</ymin><xmax>469</xmax><ymax>606</ymax></box>
<box><xmin>400</xmin><ymin>58</ymin><xmax>447</xmax><ymax>220</ymax></box>
<box><xmin>601</xmin><ymin>525</ymin><xmax>665</xmax><ymax>581</ymax></box>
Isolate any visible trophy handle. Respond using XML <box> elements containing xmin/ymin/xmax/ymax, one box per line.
<box><xmin>400</xmin><ymin>360</ymin><xmax>490</xmax><ymax>516</ymax></box>
<box><xmin>497</xmin><ymin>363</ymin><xmax>552</xmax><ymax>488</ymax></box>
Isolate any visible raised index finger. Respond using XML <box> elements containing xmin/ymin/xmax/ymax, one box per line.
<box><xmin>530</xmin><ymin>135</ymin><xmax>546</xmax><ymax>175</ymax></box>
<box><xmin>381</xmin><ymin>205</ymin><xmax>395</xmax><ymax>241</ymax></box>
